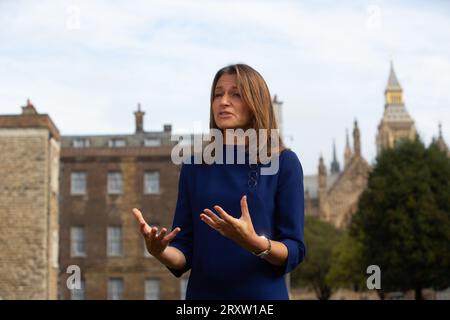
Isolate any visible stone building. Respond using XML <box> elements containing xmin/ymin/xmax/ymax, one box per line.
<box><xmin>376</xmin><ymin>62</ymin><xmax>417</xmax><ymax>154</ymax></box>
<box><xmin>304</xmin><ymin>62</ymin><xmax>420</xmax><ymax>229</ymax></box>
<box><xmin>0</xmin><ymin>100</ymin><xmax>60</xmax><ymax>299</ymax></box>
<box><xmin>304</xmin><ymin>120</ymin><xmax>371</xmax><ymax>228</ymax></box>
<box><xmin>433</xmin><ymin>123</ymin><xmax>450</xmax><ymax>157</ymax></box>
<box><xmin>58</xmin><ymin>104</ymin><xmax>189</xmax><ymax>300</ymax></box>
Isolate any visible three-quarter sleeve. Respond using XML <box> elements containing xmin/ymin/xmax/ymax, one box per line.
<box><xmin>166</xmin><ymin>162</ymin><xmax>194</xmax><ymax>278</ymax></box>
<box><xmin>273</xmin><ymin>149</ymin><xmax>306</xmax><ymax>276</ymax></box>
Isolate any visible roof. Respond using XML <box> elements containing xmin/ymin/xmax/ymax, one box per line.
<box><xmin>387</xmin><ymin>62</ymin><xmax>402</xmax><ymax>91</ymax></box>
<box><xmin>304</xmin><ymin>173</ymin><xmax>339</xmax><ymax>199</ymax></box>
<box><xmin>381</xmin><ymin>105</ymin><xmax>414</xmax><ymax>124</ymax></box>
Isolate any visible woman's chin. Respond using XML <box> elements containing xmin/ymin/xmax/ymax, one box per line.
<box><xmin>217</xmin><ymin>121</ymin><xmax>239</xmax><ymax>130</ymax></box>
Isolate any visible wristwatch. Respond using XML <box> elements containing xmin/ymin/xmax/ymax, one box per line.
<box><xmin>252</xmin><ymin>235</ymin><xmax>271</xmax><ymax>258</ymax></box>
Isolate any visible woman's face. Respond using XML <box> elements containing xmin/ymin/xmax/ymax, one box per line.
<box><xmin>212</xmin><ymin>73</ymin><xmax>252</xmax><ymax>130</ymax></box>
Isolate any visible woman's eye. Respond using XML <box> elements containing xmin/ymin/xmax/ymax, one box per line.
<box><xmin>214</xmin><ymin>93</ymin><xmax>223</xmax><ymax>97</ymax></box>
<box><xmin>232</xmin><ymin>93</ymin><xmax>240</xmax><ymax>97</ymax></box>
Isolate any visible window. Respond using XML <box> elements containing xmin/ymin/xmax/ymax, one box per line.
<box><xmin>107</xmin><ymin>172</ymin><xmax>123</xmax><ymax>194</ymax></box>
<box><xmin>71</xmin><ymin>279</ymin><xmax>86</xmax><ymax>300</ymax></box>
<box><xmin>144</xmin><ymin>138</ymin><xmax>161</xmax><ymax>147</ymax></box>
<box><xmin>144</xmin><ymin>171</ymin><xmax>160</xmax><ymax>194</ymax></box>
<box><xmin>73</xmin><ymin>138</ymin><xmax>90</xmax><ymax>148</ymax></box>
<box><xmin>180</xmin><ymin>278</ymin><xmax>188</xmax><ymax>300</ymax></box>
<box><xmin>70</xmin><ymin>226</ymin><xmax>86</xmax><ymax>257</ymax></box>
<box><xmin>71</xmin><ymin>172</ymin><xmax>86</xmax><ymax>195</ymax></box>
<box><xmin>107</xmin><ymin>226</ymin><xmax>123</xmax><ymax>256</ymax></box>
<box><xmin>145</xmin><ymin>279</ymin><xmax>160</xmax><ymax>300</ymax></box>
<box><xmin>108</xmin><ymin>139</ymin><xmax>126</xmax><ymax>147</ymax></box>
<box><xmin>108</xmin><ymin>278</ymin><xmax>123</xmax><ymax>300</ymax></box>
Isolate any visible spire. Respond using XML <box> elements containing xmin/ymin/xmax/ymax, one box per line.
<box><xmin>134</xmin><ymin>103</ymin><xmax>145</xmax><ymax>133</ymax></box>
<box><xmin>344</xmin><ymin>128</ymin><xmax>353</xmax><ymax>167</ymax></box>
<box><xmin>387</xmin><ymin>61</ymin><xmax>402</xmax><ymax>91</ymax></box>
<box><xmin>353</xmin><ymin>119</ymin><xmax>361</xmax><ymax>156</ymax></box>
<box><xmin>436</xmin><ymin>122</ymin><xmax>449</xmax><ymax>153</ymax></box>
<box><xmin>384</xmin><ymin>61</ymin><xmax>404</xmax><ymax>107</ymax></box>
<box><xmin>318</xmin><ymin>154</ymin><xmax>327</xmax><ymax>190</ymax></box>
<box><xmin>330</xmin><ymin>139</ymin><xmax>341</xmax><ymax>174</ymax></box>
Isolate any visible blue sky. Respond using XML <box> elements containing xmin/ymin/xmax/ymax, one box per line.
<box><xmin>1</xmin><ymin>0</ymin><xmax>449</xmax><ymax>174</ymax></box>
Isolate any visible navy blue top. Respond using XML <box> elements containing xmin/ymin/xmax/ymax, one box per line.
<box><xmin>167</xmin><ymin>143</ymin><xmax>305</xmax><ymax>300</ymax></box>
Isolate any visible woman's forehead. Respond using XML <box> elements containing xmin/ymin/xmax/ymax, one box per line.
<box><xmin>216</xmin><ymin>74</ymin><xmax>237</xmax><ymax>88</ymax></box>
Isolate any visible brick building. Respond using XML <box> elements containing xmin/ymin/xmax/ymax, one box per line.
<box><xmin>59</xmin><ymin>104</ymin><xmax>189</xmax><ymax>300</ymax></box>
<box><xmin>1</xmin><ymin>96</ymin><xmax>292</xmax><ymax>300</ymax></box>
<box><xmin>0</xmin><ymin>101</ymin><xmax>60</xmax><ymax>299</ymax></box>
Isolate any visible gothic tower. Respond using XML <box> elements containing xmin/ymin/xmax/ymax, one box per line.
<box><xmin>376</xmin><ymin>61</ymin><xmax>416</xmax><ymax>154</ymax></box>
<box><xmin>353</xmin><ymin>119</ymin><xmax>361</xmax><ymax>156</ymax></box>
<box><xmin>330</xmin><ymin>140</ymin><xmax>341</xmax><ymax>174</ymax></box>
<box><xmin>344</xmin><ymin>128</ymin><xmax>352</xmax><ymax>168</ymax></box>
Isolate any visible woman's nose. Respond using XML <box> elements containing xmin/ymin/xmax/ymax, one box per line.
<box><xmin>220</xmin><ymin>94</ymin><xmax>231</xmax><ymax>106</ymax></box>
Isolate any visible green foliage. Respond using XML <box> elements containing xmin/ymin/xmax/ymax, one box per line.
<box><xmin>350</xmin><ymin>138</ymin><xmax>450</xmax><ymax>299</ymax></box>
<box><xmin>291</xmin><ymin>215</ymin><xmax>342</xmax><ymax>299</ymax></box>
<box><xmin>326</xmin><ymin>232</ymin><xmax>366</xmax><ymax>290</ymax></box>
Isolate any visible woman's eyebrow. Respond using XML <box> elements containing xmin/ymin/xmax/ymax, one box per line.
<box><xmin>215</xmin><ymin>86</ymin><xmax>238</xmax><ymax>90</ymax></box>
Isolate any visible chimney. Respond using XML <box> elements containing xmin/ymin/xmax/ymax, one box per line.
<box><xmin>134</xmin><ymin>103</ymin><xmax>145</xmax><ymax>133</ymax></box>
<box><xmin>163</xmin><ymin>124</ymin><xmax>172</xmax><ymax>133</ymax></box>
<box><xmin>21</xmin><ymin>99</ymin><xmax>38</xmax><ymax>115</ymax></box>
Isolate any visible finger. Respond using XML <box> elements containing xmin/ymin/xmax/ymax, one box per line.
<box><xmin>240</xmin><ymin>195</ymin><xmax>251</xmax><ymax>220</ymax></box>
<box><xmin>214</xmin><ymin>205</ymin><xmax>236</xmax><ymax>225</ymax></box>
<box><xmin>149</xmin><ymin>226</ymin><xmax>158</xmax><ymax>241</ymax></box>
<box><xmin>163</xmin><ymin>227</ymin><xmax>181</xmax><ymax>243</ymax></box>
<box><xmin>141</xmin><ymin>223</ymin><xmax>152</xmax><ymax>237</ymax></box>
<box><xmin>132</xmin><ymin>208</ymin><xmax>147</xmax><ymax>226</ymax></box>
<box><xmin>203</xmin><ymin>209</ymin><xmax>223</xmax><ymax>225</ymax></box>
<box><xmin>156</xmin><ymin>228</ymin><xmax>167</xmax><ymax>240</ymax></box>
<box><xmin>200</xmin><ymin>213</ymin><xmax>219</xmax><ymax>229</ymax></box>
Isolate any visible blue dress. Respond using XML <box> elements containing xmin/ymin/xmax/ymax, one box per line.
<box><xmin>166</xmin><ymin>143</ymin><xmax>305</xmax><ymax>300</ymax></box>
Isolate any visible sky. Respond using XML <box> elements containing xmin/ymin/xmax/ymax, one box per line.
<box><xmin>1</xmin><ymin>0</ymin><xmax>449</xmax><ymax>174</ymax></box>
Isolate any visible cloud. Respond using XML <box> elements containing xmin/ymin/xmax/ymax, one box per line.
<box><xmin>0</xmin><ymin>0</ymin><xmax>449</xmax><ymax>174</ymax></box>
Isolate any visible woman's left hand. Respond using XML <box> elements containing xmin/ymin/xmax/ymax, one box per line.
<box><xmin>200</xmin><ymin>195</ymin><xmax>262</xmax><ymax>253</ymax></box>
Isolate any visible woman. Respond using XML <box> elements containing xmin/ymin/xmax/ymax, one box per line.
<box><xmin>132</xmin><ymin>64</ymin><xmax>305</xmax><ymax>300</ymax></box>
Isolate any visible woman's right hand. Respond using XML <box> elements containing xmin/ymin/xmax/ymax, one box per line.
<box><xmin>132</xmin><ymin>208</ymin><xmax>181</xmax><ymax>258</ymax></box>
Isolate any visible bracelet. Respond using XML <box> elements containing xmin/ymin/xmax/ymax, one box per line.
<box><xmin>252</xmin><ymin>236</ymin><xmax>271</xmax><ymax>258</ymax></box>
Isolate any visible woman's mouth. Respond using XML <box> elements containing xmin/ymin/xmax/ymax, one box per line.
<box><xmin>218</xmin><ymin>111</ymin><xmax>233</xmax><ymax>119</ymax></box>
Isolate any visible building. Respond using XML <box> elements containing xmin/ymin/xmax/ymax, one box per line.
<box><xmin>304</xmin><ymin>62</ymin><xmax>421</xmax><ymax>229</ymax></box>
<box><xmin>433</xmin><ymin>123</ymin><xmax>450</xmax><ymax>157</ymax></box>
<box><xmin>0</xmin><ymin>100</ymin><xmax>60</xmax><ymax>299</ymax></box>
<box><xmin>58</xmin><ymin>104</ymin><xmax>190</xmax><ymax>300</ymax></box>
<box><xmin>376</xmin><ymin>62</ymin><xmax>417</xmax><ymax>154</ymax></box>
<box><xmin>304</xmin><ymin>120</ymin><xmax>371</xmax><ymax>228</ymax></box>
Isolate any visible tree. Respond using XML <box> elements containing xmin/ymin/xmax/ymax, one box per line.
<box><xmin>350</xmin><ymin>138</ymin><xmax>450</xmax><ymax>299</ymax></box>
<box><xmin>291</xmin><ymin>215</ymin><xmax>342</xmax><ymax>299</ymax></box>
<box><xmin>326</xmin><ymin>232</ymin><xmax>366</xmax><ymax>292</ymax></box>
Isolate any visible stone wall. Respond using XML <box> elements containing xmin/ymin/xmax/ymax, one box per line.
<box><xmin>0</xmin><ymin>128</ymin><xmax>59</xmax><ymax>299</ymax></box>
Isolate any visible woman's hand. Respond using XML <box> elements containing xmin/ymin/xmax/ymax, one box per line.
<box><xmin>132</xmin><ymin>208</ymin><xmax>181</xmax><ymax>258</ymax></box>
<box><xmin>200</xmin><ymin>195</ymin><xmax>263</xmax><ymax>253</ymax></box>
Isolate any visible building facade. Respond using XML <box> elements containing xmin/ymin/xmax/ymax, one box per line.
<box><xmin>0</xmin><ymin>101</ymin><xmax>60</xmax><ymax>299</ymax></box>
<box><xmin>58</xmin><ymin>105</ymin><xmax>189</xmax><ymax>300</ymax></box>
<box><xmin>304</xmin><ymin>62</ymin><xmax>423</xmax><ymax>229</ymax></box>
<box><xmin>376</xmin><ymin>62</ymin><xmax>417</xmax><ymax>154</ymax></box>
